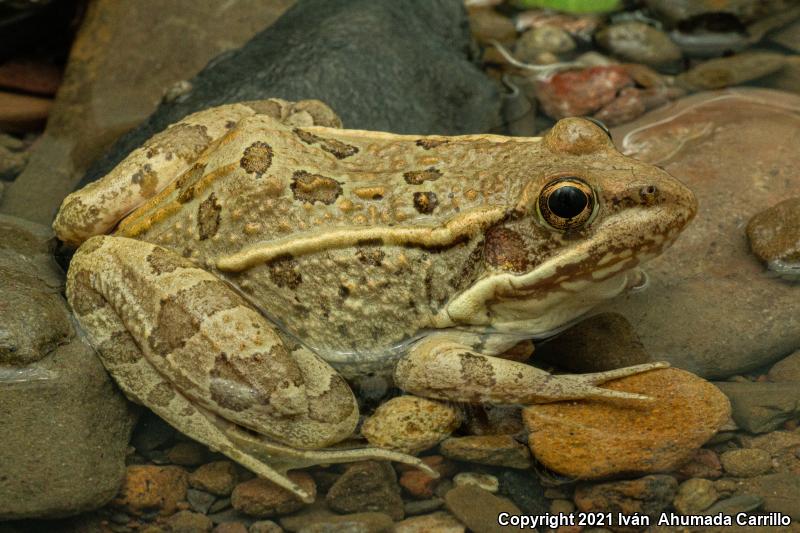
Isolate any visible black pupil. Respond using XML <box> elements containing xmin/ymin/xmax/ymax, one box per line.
<box><xmin>548</xmin><ymin>185</ymin><xmax>588</xmax><ymax>219</ymax></box>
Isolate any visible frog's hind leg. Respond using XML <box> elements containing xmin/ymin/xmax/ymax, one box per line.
<box><xmin>66</xmin><ymin>235</ymin><xmax>434</xmax><ymax>503</ymax></box>
<box><xmin>395</xmin><ymin>334</ymin><xmax>668</xmax><ymax>404</ymax></box>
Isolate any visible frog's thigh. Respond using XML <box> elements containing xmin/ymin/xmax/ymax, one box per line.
<box><xmin>396</xmin><ymin>334</ymin><xmax>668</xmax><ymax>404</ymax></box>
<box><xmin>66</xmin><ymin>235</ymin><xmax>360</xmax><ymax>450</ymax></box>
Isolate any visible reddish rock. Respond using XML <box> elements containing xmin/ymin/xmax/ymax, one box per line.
<box><xmin>231</xmin><ymin>472</ymin><xmax>315</xmax><ymax>518</ymax></box>
<box><xmin>163</xmin><ymin>509</ymin><xmax>213</xmax><ymax>532</ymax></box>
<box><xmin>398</xmin><ymin>456</ymin><xmax>456</xmax><ymax>499</ymax></box>
<box><xmin>166</xmin><ymin>441</ymin><xmax>209</xmax><ymax>466</ymax></box>
<box><xmin>747</xmin><ymin>197</ymin><xmax>800</xmax><ymax>280</ymax></box>
<box><xmin>114</xmin><ymin>465</ymin><xmax>189</xmax><ymax>516</ymax></box>
<box><xmin>0</xmin><ymin>60</ymin><xmax>62</xmax><ymax>95</ymax></box>
<box><xmin>523</xmin><ymin>368</ymin><xmax>731</xmax><ymax>478</ymax></box>
<box><xmin>534</xmin><ymin>66</ymin><xmax>633</xmax><ymax>119</ymax></box>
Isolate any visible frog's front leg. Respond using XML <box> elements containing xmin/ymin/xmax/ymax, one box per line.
<box><xmin>395</xmin><ymin>333</ymin><xmax>668</xmax><ymax>404</ymax></box>
<box><xmin>66</xmin><ymin>235</ymin><xmax>434</xmax><ymax>502</ymax></box>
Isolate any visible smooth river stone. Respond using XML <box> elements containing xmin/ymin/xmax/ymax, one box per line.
<box><xmin>598</xmin><ymin>88</ymin><xmax>800</xmax><ymax>379</ymax></box>
<box><xmin>522</xmin><ymin>368</ymin><xmax>730</xmax><ymax>478</ymax></box>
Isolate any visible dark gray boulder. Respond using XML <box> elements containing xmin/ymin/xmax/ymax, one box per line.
<box><xmin>81</xmin><ymin>0</ymin><xmax>500</xmax><ymax>187</ymax></box>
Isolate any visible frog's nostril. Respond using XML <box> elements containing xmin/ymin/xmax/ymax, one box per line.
<box><xmin>639</xmin><ymin>185</ymin><xmax>659</xmax><ymax>206</ymax></box>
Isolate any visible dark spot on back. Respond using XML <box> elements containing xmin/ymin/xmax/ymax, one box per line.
<box><xmin>176</xmin><ymin>163</ymin><xmax>206</xmax><ymax>204</ymax></box>
<box><xmin>356</xmin><ymin>238</ymin><xmax>384</xmax><ymax>247</ymax></box>
<box><xmin>240</xmin><ymin>141</ymin><xmax>273</xmax><ymax>175</ymax></box>
<box><xmin>293</xmin><ymin>128</ymin><xmax>358</xmax><ymax>159</ymax></box>
<box><xmin>146</xmin><ymin>246</ymin><xmax>182</xmax><ymax>275</ymax></box>
<box><xmin>338</xmin><ymin>285</ymin><xmax>350</xmax><ymax>298</ymax></box>
<box><xmin>415</xmin><ymin>138</ymin><xmax>448</xmax><ymax>150</ymax></box>
<box><xmin>198</xmin><ymin>193</ymin><xmax>222</xmax><ymax>240</ymax></box>
<box><xmin>291</xmin><ymin>170</ymin><xmax>342</xmax><ymax>205</ymax></box>
<box><xmin>413</xmin><ymin>191</ymin><xmax>439</xmax><ymax>214</ymax></box>
<box><xmin>268</xmin><ymin>256</ymin><xmax>303</xmax><ymax>289</ymax></box>
<box><xmin>403</xmin><ymin>167</ymin><xmax>442</xmax><ymax>185</ymax></box>
<box><xmin>355</xmin><ymin>248</ymin><xmax>385</xmax><ymax>266</ymax></box>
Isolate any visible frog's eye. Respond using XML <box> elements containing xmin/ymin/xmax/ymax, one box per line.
<box><xmin>538</xmin><ymin>177</ymin><xmax>596</xmax><ymax>231</ymax></box>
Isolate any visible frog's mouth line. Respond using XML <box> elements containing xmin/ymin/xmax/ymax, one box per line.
<box><xmin>439</xmin><ymin>206</ymin><xmax>684</xmax><ymax>330</ymax></box>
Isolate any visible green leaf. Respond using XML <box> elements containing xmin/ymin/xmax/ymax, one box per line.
<box><xmin>512</xmin><ymin>0</ymin><xmax>621</xmax><ymax>14</ymax></box>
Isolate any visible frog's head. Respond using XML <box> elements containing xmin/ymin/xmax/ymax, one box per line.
<box><xmin>444</xmin><ymin>117</ymin><xmax>697</xmax><ymax>336</ymax></box>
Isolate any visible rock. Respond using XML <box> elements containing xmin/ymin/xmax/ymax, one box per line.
<box><xmin>0</xmin><ymin>91</ymin><xmax>51</xmax><ymax>132</ymax></box>
<box><xmin>678</xmin><ymin>52</ymin><xmax>787</xmax><ymax>90</ymax></box>
<box><xmin>720</xmin><ymin>449</ymin><xmax>773</xmax><ymax>477</ymax></box>
<box><xmin>166</xmin><ymin>441</ymin><xmax>210</xmax><ymax>466</ymax></box>
<box><xmin>208</xmin><ymin>507</ymin><xmax>251</xmax><ymax>526</ymax></box>
<box><xmin>131</xmin><ymin>410</ymin><xmax>179</xmax><ymax>453</ymax></box>
<box><xmin>213</xmin><ymin>522</ymin><xmax>248</xmax><ymax>533</ymax></box>
<box><xmin>164</xmin><ymin>510</ymin><xmax>214</xmax><ymax>532</ymax></box>
<box><xmin>0</xmin><ymin>60</ymin><xmax>62</xmax><ymax>96</ymax></box>
<box><xmin>249</xmin><ymin>521</ymin><xmax>283</xmax><ymax>533</ymax></box>
<box><xmin>468</xmin><ymin>8</ymin><xmax>516</xmax><ymax>46</ymax></box>
<box><xmin>453</xmin><ymin>473</ymin><xmax>499</xmax><ymax>493</ymax></box>
<box><xmin>514</xmin><ymin>26</ymin><xmax>576</xmax><ymax>63</ymax></box>
<box><xmin>702</xmin><ymin>493</ymin><xmax>763</xmax><ymax>515</ymax></box>
<box><xmin>362</xmin><ymin>396</ymin><xmax>461</xmax><ymax>454</ymax></box>
<box><xmin>444</xmin><ymin>485</ymin><xmax>521</xmax><ymax>533</ymax></box>
<box><xmin>600</xmin><ymin>89</ymin><xmax>800</xmax><ymax>379</ymax></box>
<box><xmin>644</xmin><ymin>0</ymin><xmax>771</xmax><ymax>25</ymax></box>
<box><xmin>771</xmin><ymin>18</ymin><xmax>800</xmax><ymax>53</ymax></box>
<box><xmin>114</xmin><ymin>465</ymin><xmax>189</xmax><ymax>517</ymax></box>
<box><xmin>675</xmin><ymin>448</ymin><xmax>723</xmax><ymax>480</ymax></box>
<box><xmin>714</xmin><ymin>381</ymin><xmax>800</xmax><ymax>433</ymax></box>
<box><xmin>496</xmin><ymin>469</ymin><xmax>549</xmax><ymax>516</ymax></box>
<box><xmin>439</xmin><ymin>435</ymin><xmax>531</xmax><ymax>469</ymax></box>
<box><xmin>398</xmin><ymin>456</ymin><xmax>455</xmax><ymax>499</ymax></box>
<box><xmin>187</xmin><ymin>489</ymin><xmax>216</xmax><ymax>515</ymax></box>
<box><xmin>280</xmin><ymin>508</ymin><xmax>393</xmax><ymax>533</ymax></box>
<box><xmin>514</xmin><ymin>11</ymin><xmax>600</xmax><ymax>41</ymax></box>
<box><xmin>523</xmin><ymin>368</ymin><xmax>730</xmax><ymax>478</ymax></box>
<box><xmin>395</xmin><ymin>511</ymin><xmax>465</xmax><ymax>533</ymax></box>
<box><xmin>231</xmin><ymin>473</ymin><xmax>314</xmax><ymax>518</ymax></box>
<box><xmin>741</xmin><ymin>430</ymin><xmax>800</xmax><ymax>455</ymax></box>
<box><xmin>738</xmin><ymin>472</ymin><xmax>800</xmax><ymax>520</ymax></box>
<box><xmin>574</xmin><ymin>475</ymin><xmax>678</xmax><ymax>522</ymax></box>
<box><xmin>673</xmin><ymin>478</ymin><xmax>718</xmax><ymax>514</ymax></box>
<box><xmin>768</xmin><ymin>351</ymin><xmax>800</xmax><ymax>382</ymax></box>
<box><xmin>325</xmin><ymin>461</ymin><xmax>404</xmax><ymax>521</ymax></box>
<box><xmin>596</xmin><ymin>22</ymin><xmax>681</xmax><ymax>66</ymax></box>
<box><xmin>190</xmin><ymin>461</ymin><xmax>240</xmax><ymax>497</ymax></box>
<box><xmin>534</xmin><ymin>65</ymin><xmax>633</xmax><ymax>119</ymax></box>
<box><xmin>550</xmin><ymin>499</ymin><xmax>575</xmax><ymax>515</ymax></box>
<box><xmin>461</xmin><ymin>404</ymin><xmax>524</xmax><ymax>436</ymax></box>
<box><xmin>0</xmin><ymin>132</ymin><xmax>31</xmax><ymax>181</ymax></box>
<box><xmin>0</xmin><ymin>214</ymin><xmax>135</xmax><ymax>520</ymax></box>
<box><xmin>0</xmin><ymin>0</ymin><xmax>294</xmax><ymax>224</ymax></box>
<box><xmin>534</xmin><ymin>313</ymin><xmax>651</xmax><ymax>373</ymax></box>
<box><xmin>747</xmin><ymin>197</ymin><xmax>800</xmax><ymax>280</ymax></box>
<box><xmin>404</xmin><ymin>498</ymin><xmax>445</xmax><ymax>517</ymax></box>
<box><xmin>76</xmin><ymin>0</ymin><xmax>499</xmax><ymax>200</ymax></box>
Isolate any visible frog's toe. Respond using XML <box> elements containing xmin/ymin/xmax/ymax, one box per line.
<box><xmin>581</xmin><ymin>361</ymin><xmax>670</xmax><ymax>386</ymax></box>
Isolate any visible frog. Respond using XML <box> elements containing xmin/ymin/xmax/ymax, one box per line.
<box><xmin>53</xmin><ymin>98</ymin><xmax>697</xmax><ymax>502</ymax></box>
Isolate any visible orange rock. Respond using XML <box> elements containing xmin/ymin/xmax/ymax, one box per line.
<box><xmin>522</xmin><ymin>368</ymin><xmax>731</xmax><ymax>478</ymax></box>
<box><xmin>114</xmin><ymin>465</ymin><xmax>189</xmax><ymax>516</ymax></box>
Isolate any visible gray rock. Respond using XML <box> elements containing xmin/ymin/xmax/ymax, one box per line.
<box><xmin>714</xmin><ymin>381</ymin><xmax>800</xmax><ymax>433</ymax></box>
<box><xmin>534</xmin><ymin>312</ymin><xmax>651</xmax><ymax>373</ymax></box>
<box><xmin>0</xmin><ymin>214</ymin><xmax>136</xmax><ymax>520</ymax></box>
<box><xmin>596</xmin><ymin>22</ymin><xmax>682</xmax><ymax>66</ymax></box>
<box><xmin>739</xmin><ymin>473</ymin><xmax>800</xmax><ymax>521</ymax></box>
<box><xmin>79</xmin><ymin>0</ymin><xmax>499</xmax><ymax>191</ymax></box>
<box><xmin>496</xmin><ymin>469</ymin><xmax>549</xmax><ymax>516</ymax></box>
<box><xmin>747</xmin><ymin>197</ymin><xmax>800</xmax><ymax>280</ymax></box>
<box><xmin>677</xmin><ymin>52</ymin><xmax>787</xmax><ymax>90</ymax></box>
<box><xmin>768</xmin><ymin>350</ymin><xmax>800</xmax><ymax>382</ymax></box>
<box><xmin>444</xmin><ymin>485</ymin><xmax>521</xmax><ymax>533</ymax></box>
<box><xmin>702</xmin><ymin>493</ymin><xmax>763</xmax><ymax>515</ymax></box>
<box><xmin>719</xmin><ymin>449</ymin><xmax>773</xmax><ymax>477</ymax></box>
<box><xmin>514</xmin><ymin>25</ymin><xmax>576</xmax><ymax>63</ymax></box>
<box><xmin>600</xmin><ymin>89</ymin><xmax>800</xmax><ymax>379</ymax></box>
<box><xmin>645</xmin><ymin>0</ymin><xmax>771</xmax><ymax>25</ymax></box>
<box><xmin>673</xmin><ymin>478</ymin><xmax>718</xmax><ymax>514</ymax></box>
<box><xmin>325</xmin><ymin>462</ymin><xmax>404</xmax><ymax>521</ymax></box>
